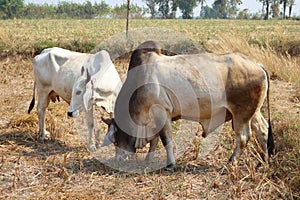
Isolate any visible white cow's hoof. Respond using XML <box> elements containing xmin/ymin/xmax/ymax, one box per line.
<box><xmin>38</xmin><ymin>130</ymin><xmax>51</xmax><ymax>143</ymax></box>
<box><xmin>88</xmin><ymin>145</ymin><xmax>98</xmax><ymax>152</ymax></box>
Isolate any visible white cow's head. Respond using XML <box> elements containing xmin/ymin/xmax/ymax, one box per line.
<box><xmin>68</xmin><ymin>66</ymin><xmax>94</xmax><ymax>117</ymax></box>
<box><xmin>68</xmin><ymin>63</ymin><xmax>122</xmax><ymax>118</ymax></box>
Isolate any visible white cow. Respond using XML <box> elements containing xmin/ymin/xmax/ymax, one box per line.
<box><xmin>28</xmin><ymin>47</ymin><xmax>121</xmax><ymax>151</ymax></box>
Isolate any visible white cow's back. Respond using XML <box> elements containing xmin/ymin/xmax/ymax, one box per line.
<box><xmin>32</xmin><ymin>47</ymin><xmax>112</xmax><ymax>103</ymax></box>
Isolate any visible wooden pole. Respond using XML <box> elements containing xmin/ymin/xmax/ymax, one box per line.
<box><xmin>126</xmin><ymin>0</ymin><xmax>130</xmax><ymax>39</ymax></box>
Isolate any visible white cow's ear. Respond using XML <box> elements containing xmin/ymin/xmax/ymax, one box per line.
<box><xmin>83</xmin><ymin>86</ymin><xmax>92</xmax><ymax>111</ymax></box>
<box><xmin>85</xmin><ymin>68</ymin><xmax>91</xmax><ymax>84</ymax></box>
<box><xmin>81</xmin><ymin>66</ymin><xmax>85</xmax><ymax>76</ymax></box>
<box><xmin>101</xmin><ymin>128</ymin><xmax>115</xmax><ymax>147</ymax></box>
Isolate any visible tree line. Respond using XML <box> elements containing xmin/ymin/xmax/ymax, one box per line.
<box><xmin>0</xmin><ymin>0</ymin><xmax>297</xmax><ymax>20</ymax></box>
<box><xmin>147</xmin><ymin>0</ymin><xmax>296</xmax><ymax>19</ymax></box>
<box><xmin>0</xmin><ymin>0</ymin><xmax>144</xmax><ymax>19</ymax></box>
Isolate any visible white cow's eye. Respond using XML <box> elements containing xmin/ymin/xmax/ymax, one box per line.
<box><xmin>76</xmin><ymin>91</ymin><xmax>82</xmax><ymax>95</ymax></box>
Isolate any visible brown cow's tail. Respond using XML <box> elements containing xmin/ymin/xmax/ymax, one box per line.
<box><xmin>260</xmin><ymin>64</ymin><xmax>275</xmax><ymax>156</ymax></box>
<box><xmin>28</xmin><ymin>81</ymin><xmax>36</xmax><ymax>114</ymax></box>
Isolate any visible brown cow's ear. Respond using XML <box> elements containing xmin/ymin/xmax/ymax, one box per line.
<box><xmin>101</xmin><ymin>116</ymin><xmax>112</xmax><ymax>125</ymax></box>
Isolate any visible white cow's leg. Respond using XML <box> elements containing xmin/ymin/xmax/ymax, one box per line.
<box><xmin>37</xmin><ymin>92</ymin><xmax>50</xmax><ymax>142</ymax></box>
<box><xmin>251</xmin><ymin>112</ymin><xmax>269</xmax><ymax>162</ymax></box>
<box><xmin>229</xmin><ymin>120</ymin><xmax>252</xmax><ymax>164</ymax></box>
<box><xmin>85</xmin><ymin>109</ymin><xmax>97</xmax><ymax>152</ymax></box>
<box><xmin>145</xmin><ymin>136</ymin><xmax>159</xmax><ymax>162</ymax></box>
<box><xmin>159</xmin><ymin>120</ymin><xmax>175</xmax><ymax>171</ymax></box>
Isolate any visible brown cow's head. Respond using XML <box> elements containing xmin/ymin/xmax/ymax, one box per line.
<box><xmin>101</xmin><ymin>117</ymin><xmax>136</xmax><ymax>162</ymax></box>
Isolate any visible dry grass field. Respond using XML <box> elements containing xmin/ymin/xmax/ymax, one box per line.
<box><xmin>0</xmin><ymin>19</ymin><xmax>300</xmax><ymax>199</ymax></box>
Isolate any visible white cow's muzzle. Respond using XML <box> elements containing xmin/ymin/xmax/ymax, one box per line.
<box><xmin>67</xmin><ymin>110</ymin><xmax>79</xmax><ymax>118</ymax></box>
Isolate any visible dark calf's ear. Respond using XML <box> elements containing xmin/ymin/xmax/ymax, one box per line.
<box><xmin>101</xmin><ymin>116</ymin><xmax>112</xmax><ymax>125</ymax></box>
<box><xmin>101</xmin><ymin>128</ymin><xmax>116</xmax><ymax>147</ymax></box>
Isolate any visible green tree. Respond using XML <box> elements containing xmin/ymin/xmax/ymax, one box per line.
<box><xmin>200</xmin><ymin>5</ymin><xmax>218</xmax><ymax>18</ymax></box>
<box><xmin>170</xmin><ymin>0</ymin><xmax>177</xmax><ymax>18</ymax></box>
<box><xmin>208</xmin><ymin>0</ymin><xmax>241</xmax><ymax>19</ymax></box>
<box><xmin>144</xmin><ymin>0</ymin><xmax>177</xmax><ymax>18</ymax></box>
<box><xmin>198</xmin><ymin>0</ymin><xmax>206</xmax><ymax>17</ymax></box>
<box><xmin>157</xmin><ymin>0</ymin><xmax>170</xmax><ymax>18</ymax></box>
<box><xmin>112</xmin><ymin>3</ymin><xmax>144</xmax><ymax>18</ymax></box>
<box><xmin>0</xmin><ymin>0</ymin><xmax>24</xmax><ymax>19</ymax></box>
<box><xmin>144</xmin><ymin>0</ymin><xmax>157</xmax><ymax>18</ymax></box>
<box><xmin>257</xmin><ymin>0</ymin><xmax>270</xmax><ymax>19</ymax></box>
<box><xmin>287</xmin><ymin>0</ymin><xmax>295</xmax><ymax>18</ymax></box>
<box><xmin>84</xmin><ymin>1</ymin><xmax>94</xmax><ymax>18</ymax></box>
<box><xmin>177</xmin><ymin>0</ymin><xmax>197</xmax><ymax>19</ymax></box>
<box><xmin>271</xmin><ymin>0</ymin><xmax>280</xmax><ymax>18</ymax></box>
<box><xmin>213</xmin><ymin>0</ymin><xmax>228</xmax><ymax>18</ymax></box>
<box><xmin>281</xmin><ymin>0</ymin><xmax>287</xmax><ymax>19</ymax></box>
<box><xmin>228</xmin><ymin>0</ymin><xmax>242</xmax><ymax>18</ymax></box>
<box><xmin>236</xmin><ymin>8</ymin><xmax>250</xmax><ymax>19</ymax></box>
<box><xmin>94</xmin><ymin>1</ymin><xmax>111</xmax><ymax>17</ymax></box>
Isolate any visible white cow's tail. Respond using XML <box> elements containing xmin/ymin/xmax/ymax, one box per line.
<box><xmin>28</xmin><ymin>81</ymin><xmax>36</xmax><ymax>114</ymax></box>
<box><xmin>260</xmin><ymin>64</ymin><xmax>275</xmax><ymax>156</ymax></box>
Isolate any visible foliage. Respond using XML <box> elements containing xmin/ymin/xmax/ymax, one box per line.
<box><xmin>236</xmin><ymin>9</ymin><xmax>251</xmax><ymax>19</ymax></box>
<box><xmin>0</xmin><ymin>0</ymin><xmax>145</xmax><ymax>19</ymax></box>
<box><xmin>200</xmin><ymin>5</ymin><xmax>218</xmax><ymax>18</ymax></box>
<box><xmin>144</xmin><ymin>0</ymin><xmax>177</xmax><ymax>18</ymax></box>
<box><xmin>177</xmin><ymin>0</ymin><xmax>197</xmax><ymax>19</ymax></box>
<box><xmin>200</xmin><ymin>0</ymin><xmax>242</xmax><ymax>19</ymax></box>
<box><xmin>271</xmin><ymin>0</ymin><xmax>280</xmax><ymax>18</ymax></box>
<box><xmin>144</xmin><ymin>0</ymin><xmax>157</xmax><ymax>18</ymax></box>
<box><xmin>157</xmin><ymin>0</ymin><xmax>171</xmax><ymax>18</ymax></box>
<box><xmin>256</xmin><ymin>0</ymin><xmax>296</xmax><ymax>19</ymax></box>
<box><xmin>227</xmin><ymin>0</ymin><xmax>242</xmax><ymax>18</ymax></box>
<box><xmin>212</xmin><ymin>0</ymin><xmax>228</xmax><ymax>18</ymax></box>
<box><xmin>0</xmin><ymin>0</ymin><xmax>24</xmax><ymax>19</ymax></box>
<box><xmin>112</xmin><ymin>3</ymin><xmax>145</xmax><ymax>19</ymax></box>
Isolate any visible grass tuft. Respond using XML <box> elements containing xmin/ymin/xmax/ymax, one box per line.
<box><xmin>205</xmin><ymin>32</ymin><xmax>300</xmax><ymax>82</ymax></box>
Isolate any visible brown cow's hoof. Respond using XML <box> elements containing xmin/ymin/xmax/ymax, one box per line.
<box><xmin>255</xmin><ymin>162</ymin><xmax>263</xmax><ymax>170</ymax></box>
<box><xmin>163</xmin><ymin>167</ymin><xmax>174</xmax><ymax>174</ymax></box>
<box><xmin>38</xmin><ymin>138</ymin><xmax>45</xmax><ymax>143</ymax></box>
<box><xmin>255</xmin><ymin>162</ymin><xmax>269</xmax><ymax>171</ymax></box>
<box><xmin>163</xmin><ymin>164</ymin><xmax>176</xmax><ymax>174</ymax></box>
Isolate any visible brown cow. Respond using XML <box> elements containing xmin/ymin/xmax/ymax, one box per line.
<box><xmin>102</xmin><ymin>41</ymin><xmax>274</xmax><ymax>172</ymax></box>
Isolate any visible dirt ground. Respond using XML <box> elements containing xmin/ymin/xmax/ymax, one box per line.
<box><xmin>0</xmin><ymin>55</ymin><xmax>299</xmax><ymax>199</ymax></box>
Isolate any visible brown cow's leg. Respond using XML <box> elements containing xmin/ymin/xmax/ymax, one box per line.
<box><xmin>159</xmin><ymin>120</ymin><xmax>175</xmax><ymax>171</ymax></box>
<box><xmin>229</xmin><ymin>120</ymin><xmax>252</xmax><ymax>164</ymax></box>
<box><xmin>145</xmin><ymin>136</ymin><xmax>159</xmax><ymax>162</ymax></box>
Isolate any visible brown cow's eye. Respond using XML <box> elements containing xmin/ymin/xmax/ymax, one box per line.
<box><xmin>76</xmin><ymin>91</ymin><xmax>81</xmax><ymax>95</ymax></box>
